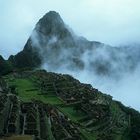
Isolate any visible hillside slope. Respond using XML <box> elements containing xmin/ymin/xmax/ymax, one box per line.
<box><xmin>0</xmin><ymin>70</ymin><xmax>140</xmax><ymax>140</ymax></box>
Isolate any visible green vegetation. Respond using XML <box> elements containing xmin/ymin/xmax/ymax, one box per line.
<box><xmin>116</xmin><ymin>101</ymin><xmax>140</xmax><ymax>140</ymax></box>
<box><xmin>4</xmin><ymin>135</ymin><xmax>33</xmax><ymax>140</ymax></box>
<box><xmin>6</xmin><ymin>77</ymin><xmax>62</xmax><ymax>105</ymax></box>
<box><xmin>4</xmin><ymin>74</ymin><xmax>97</xmax><ymax>140</ymax></box>
<box><xmin>79</xmin><ymin>129</ymin><xmax>97</xmax><ymax>140</ymax></box>
<box><xmin>57</xmin><ymin>106</ymin><xmax>97</xmax><ymax>140</ymax></box>
<box><xmin>58</xmin><ymin>106</ymin><xmax>86</xmax><ymax>122</ymax></box>
<box><xmin>3</xmin><ymin>71</ymin><xmax>140</xmax><ymax>140</ymax></box>
<box><xmin>0</xmin><ymin>55</ymin><xmax>13</xmax><ymax>76</ymax></box>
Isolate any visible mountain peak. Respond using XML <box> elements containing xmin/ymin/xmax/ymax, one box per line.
<box><xmin>42</xmin><ymin>11</ymin><xmax>63</xmax><ymax>24</ymax></box>
<box><xmin>44</xmin><ymin>11</ymin><xmax>61</xmax><ymax>19</ymax></box>
<box><xmin>35</xmin><ymin>11</ymin><xmax>66</xmax><ymax>36</ymax></box>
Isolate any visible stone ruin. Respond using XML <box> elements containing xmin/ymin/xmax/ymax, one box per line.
<box><xmin>0</xmin><ymin>95</ymin><xmax>11</xmax><ymax>135</ymax></box>
<box><xmin>0</xmin><ymin>71</ymin><xmax>130</xmax><ymax>140</ymax></box>
<box><xmin>7</xmin><ymin>95</ymin><xmax>20</xmax><ymax>134</ymax></box>
<box><xmin>0</xmin><ymin>93</ymin><xmax>82</xmax><ymax>140</ymax></box>
<box><xmin>21</xmin><ymin>102</ymin><xmax>39</xmax><ymax>136</ymax></box>
<box><xmin>34</xmin><ymin>71</ymin><xmax>129</xmax><ymax>139</ymax></box>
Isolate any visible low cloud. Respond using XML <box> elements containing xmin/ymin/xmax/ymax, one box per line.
<box><xmin>1</xmin><ymin>0</ymin><xmax>140</xmax><ymax>58</ymax></box>
<box><xmin>30</xmin><ymin>26</ymin><xmax>140</xmax><ymax>111</ymax></box>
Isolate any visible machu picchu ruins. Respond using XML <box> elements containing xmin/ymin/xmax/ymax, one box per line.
<box><xmin>0</xmin><ymin>70</ymin><xmax>140</xmax><ymax>140</ymax></box>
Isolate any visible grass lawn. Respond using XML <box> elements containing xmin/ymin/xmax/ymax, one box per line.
<box><xmin>7</xmin><ymin>78</ymin><xmax>63</xmax><ymax>105</ymax></box>
<box><xmin>58</xmin><ymin>106</ymin><xmax>86</xmax><ymax>122</ymax></box>
<box><xmin>79</xmin><ymin>129</ymin><xmax>97</xmax><ymax>140</ymax></box>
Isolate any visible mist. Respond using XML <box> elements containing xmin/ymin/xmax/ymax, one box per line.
<box><xmin>30</xmin><ymin>26</ymin><xmax>140</xmax><ymax>111</ymax></box>
<box><xmin>1</xmin><ymin>0</ymin><xmax>140</xmax><ymax>58</ymax></box>
<box><xmin>42</xmin><ymin>49</ymin><xmax>140</xmax><ymax>111</ymax></box>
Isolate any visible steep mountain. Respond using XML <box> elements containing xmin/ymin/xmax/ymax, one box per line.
<box><xmin>9</xmin><ymin>11</ymin><xmax>140</xmax><ymax>79</ymax></box>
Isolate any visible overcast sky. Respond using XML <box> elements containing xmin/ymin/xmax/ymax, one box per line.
<box><xmin>1</xmin><ymin>0</ymin><xmax>140</xmax><ymax>58</ymax></box>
